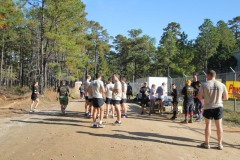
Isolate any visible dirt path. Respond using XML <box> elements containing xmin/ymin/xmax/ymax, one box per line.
<box><xmin>0</xmin><ymin>100</ymin><xmax>239</xmax><ymax>160</ymax></box>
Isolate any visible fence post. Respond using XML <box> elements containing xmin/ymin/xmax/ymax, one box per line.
<box><xmin>230</xmin><ymin>67</ymin><xmax>237</xmax><ymax>112</ymax></box>
<box><xmin>202</xmin><ymin>71</ymin><xmax>207</xmax><ymax>82</ymax></box>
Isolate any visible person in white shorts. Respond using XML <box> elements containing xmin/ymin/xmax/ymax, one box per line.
<box><xmin>111</xmin><ymin>73</ymin><xmax>122</xmax><ymax>125</ymax></box>
<box><xmin>121</xmin><ymin>76</ymin><xmax>128</xmax><ymax>118</ymax></box>
<box><xmin>105</xmin><ymin>78</ymin><xmax>114</xmax><ymax>118</ymax></box>
<box><xmin>88</xmin><ymin>73</ymin><xmax>105</xmax><ymax>128</ymax></box>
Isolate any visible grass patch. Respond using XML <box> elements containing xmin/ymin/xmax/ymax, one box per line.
<box><xmin>224</xmin><ymin>109</ymin><xmax>240</xmax><ymax>125</ymax></box>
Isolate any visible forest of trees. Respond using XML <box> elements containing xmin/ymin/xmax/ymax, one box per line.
<box><xmin>0</xmin><ymin>0</ymin><xmax>240</xmax><ymax>93</ymax></box>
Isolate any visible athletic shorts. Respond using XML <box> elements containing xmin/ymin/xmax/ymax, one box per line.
<box><xmin>59</xmin><ymin>96</ymin><xmax>68</xmax><ymax>105</ymax></box>
<box><xmin>203</xmin><ymin>107</ymin><xmax>223</xmax><ymax>120</ymax></box>
<box><xmin>92</xmin><ymin>98</ymin><xmax>104</xmax><ymax>108</ymax></box>
<box><xmin>112</xmin><ymin>100</ymin><xmax>121</xmax><ymax>105</ymax></box>
<box><xmin>31</xmin><ymin>94</ymin><xmax>38</xmax><ymax>101</ymax></box>
<box><xmin>85</xmin><ymin>96</ymin><xmax>88</xmax><ymax>100</ymax></box>
<box><xmin>88</xmin><ymin>98</ymin><xmax>92</xmax><ymax>103</ymax></box>
<box><xmin>105</xmin><ymin>98</ymin><xmax>112</xmax><ymax>104</ymax></box>
<box><xmin>120</xmin><ymin>99</ymin><xmax>127</xmax><ymax>104</ymax></box>
<box><xmin>141</xmin><ymin>97</ymin><xmax>149</xmax><ymax>107</ymax></box>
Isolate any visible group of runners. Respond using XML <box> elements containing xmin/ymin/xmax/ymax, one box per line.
<box><xmin>28</xmin><ymin>70</ymin><xmax>230</xmax><ymax>150</ymax></box>
<box><xmin>83</xmin><ymin>73</ymin><xmax>128</xmax><ymax>128</ymax></box>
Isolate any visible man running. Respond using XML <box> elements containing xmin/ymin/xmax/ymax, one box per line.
<box><xmin>112</xmin><ymin>73</ymin><xmax>122</xmax><ymax>125</ymax></box>
<box><xmin>140</xmin><ymin>82</ymin><xmax>150</xmax><ymax>115</ymax></box>
<box><xmin>121</xmin><ymin>76</ymin><xmax>128</xmax><ymax>118</ymax></box>
<box><xmin>84</xmin><ymin>75</ymin><xmax>91</xmax><ymax>117</ymax></box>
<box><xmin>105</xmin><ymin>78</ymin><xmax>114</xmax><ymax>118</ymax></box>
<box><xmin>157</xmin><ymin>82</ymin><xmax>167</xmax><ymax>115</ymax></box>
<box><xmin>57</xmin><ymin>80</ymin><xmax>70</xmax><ymax>115</ymax></box>
<box><xmin>170</xmin><ymin>84</ymin><xmax>178</xmax><ymax>120</ymax></box>
<box><xmin>181</xmin><ymin>80</ymin><xmax>195</xmax><ymax>124</ymax></box>
<box><xmin>89</xmin><ymin>73</ymin><xmax>105</xmax><ymax>128</ymax></box>
<box><xmin>198</xmin><ymin>70</ymin><xmax>228</xmax><ymax>150</ymax></box>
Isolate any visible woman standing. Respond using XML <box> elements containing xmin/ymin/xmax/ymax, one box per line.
<box><xmin>29</xmin><ymin>81</ymin><xmax>40</xmax><ymax>112</ymax></box>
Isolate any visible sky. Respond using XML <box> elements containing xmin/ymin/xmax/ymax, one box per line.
<box><xmin>82</xmin><ymin>0</ymin><xmax>240</xmax><ymax>44</ymax></box>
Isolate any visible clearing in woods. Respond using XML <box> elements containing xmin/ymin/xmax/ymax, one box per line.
<box><xmin>0</xmin><ymin>100</ymin><xmax>239</xmax><ymax>160</ymax></box>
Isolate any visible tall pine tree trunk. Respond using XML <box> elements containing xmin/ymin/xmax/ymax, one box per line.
<box><xmin>39</xmin><ymin>0</ymin><xmax>45</xmax><ymax>94</ymax></box>
<box><xmin>0</xmin><ymin>32</ymin><xmax>4</xmax><ymax>86</ymax></box>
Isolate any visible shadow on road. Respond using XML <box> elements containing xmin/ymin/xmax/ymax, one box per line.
<box><xmin>76</xmin><ymin>130</ymin><xmax>199</xmax><ymax>148</ymax></box>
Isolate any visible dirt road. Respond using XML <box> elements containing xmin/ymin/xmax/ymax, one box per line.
<box><xmin>0</xmin><ymin>100</ymin><xmax>239</xmax><ymax>160</ymax></box>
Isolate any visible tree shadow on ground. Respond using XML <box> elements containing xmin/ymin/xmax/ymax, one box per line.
<box><xmin>11</xmin><ymin>118</ymin><xmax>90</xmax><ymax>128</ymax></box>
<box><xmin>76</xmin><ymin>130</ymin><xmax>200</xmax><ymax>148</ymax></box>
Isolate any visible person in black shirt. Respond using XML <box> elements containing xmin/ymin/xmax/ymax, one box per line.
<box><xmin>140</xmin><ymin>82</ymin><xmax>150</xmax><ymax>115</ymax></box>
<box><xmin>181</xmin><ymin>80</ymin><xmax>195</xmax><ymax>124</ymax></box>
<box><xmin>29</xmin><ymin>81</ymin><xmax>40</xmax><ymax>112</ymax></box>
<box><xmin>194</xmin><ymin>81</ymin><xmax>203</xmax><ymax>121</ymax></box>
<box><xmin>57</xmin><ymin>80</ymin><xmax>70</xmax><ymax>115</ymax></box>
<box><xmin>127</xmin><ymin>83</ymin><xmax>133</xmax><ymax>100</ymax></box>
<box><xmin>170</xmin><ymin>84</ymin><xmax>178</xmax><ymax>120</ymax></box>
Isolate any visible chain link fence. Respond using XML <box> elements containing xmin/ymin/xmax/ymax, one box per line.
<box><xmin>129</xmin><ymin>71</ymin><xmax>240</xmax><ymax>112</ymax></box>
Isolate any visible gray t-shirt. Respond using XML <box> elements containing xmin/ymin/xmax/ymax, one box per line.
<box><xmin>157</xmin><ymin>86</ymin><xmax>166</xmax><ymax>98</ymax></box>
<box><xmin>91</xmin><ymin>80</ymin><xmax>104</xmax><ymax>99</ymax></box>
<box><xmin>112</xmin><ymin>81</ymin><xmax>122</xmax><ymax>100</ymax></box>
<box><xmin>122</xmin><ymin>82</ymin><xmax>127</xmax><ymax>99</ymax></box>
<box><xmin>199</xmin><ymin>80</ymin><xmax>228</xmax><ymax>110</ymax></box>
<box><xmin>84</xmin><ymin>81</ymin><xmax>91</xmax><ymax>97</ymax></box>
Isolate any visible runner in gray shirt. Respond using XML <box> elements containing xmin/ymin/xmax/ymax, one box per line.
<box><xmin>89</xmin><ymin>73</ymin><xmax>105</xmax><ymax>128</ymax></box>
<box><xmin>198</xmin><ymin>70</ymin><xmax>228</xmax><ymax>150</ymax></box>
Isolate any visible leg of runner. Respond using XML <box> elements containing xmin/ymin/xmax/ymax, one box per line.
<box><xmin>111</xmin><ymin>104</ymin><xmax>115</xmax><ymax>118</ymax></box>
<box><xmin>114</xmin><ymin>104</ymin><xmax>121</xmax><ymax>124</ymax></box>
<box><xmin>215</xmin><ymin>119</ymin><xmax>223</xmax><ymax>149</ymax></box>
<box><xmin>106</xmin><ymin>103</ymin><xmax>109</xmax><ymax>118</ymax></box>
<box><xmin>85</xmin><ymin>101</ymin><xmax>89</xmax><ymax>116</ymax></box>
<box><xmin>92</xmin><ymin>107</ymin><xmax>98</xmax><ymax>127</ymax></box>
<box><xmin>204</xmin><ymin>118</ymin><xmax>211</xmax><ymax>144</ymax></box>
<box><xmin>99</xmin><ymin>106</ymin><xmax>104</xmax><ymax>127</ymax></box>
<box><xmin>33</xmin><ymin>98</ymin><xmax>40</xmax><ymax>110</ymax></box>
<box><xmin>89</xmin><ymin>103</ymin><xmax>93</xmax><ymax>118</ymax></box>
<box><xmin>30</xmin><ymin>100</ymin><xmax>35</xmax><ymax>112</ymax></box>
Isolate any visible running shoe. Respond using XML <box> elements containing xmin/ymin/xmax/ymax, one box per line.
<box><xmin>98</xmin><ymin>123</ymin><xmax>104</xmax><ymax>128</ymax></box>
<box><xmin>218</xmin><ymin>144</ymin><xmax>223</xmax><ymax>150</ymax></box>
<box><xmin>84</xmin><ymin>113</ymin><xmax>88</xmax><ymax>116</ymax></box>
<box><xmin>170</xmin><ymin>116</ymin><xmax>176</xmax><ymax>120</ymax></box>
<box><xmin>188</xmin><ymin>120</ymin><xmax>193</xmax><ymax>123</ymax></box>
<box><xmin>200</xmin><ymin>143</ymin><xmax>210</xmax><ymax>149</ymax></box>
<box><xmin>29</xmin><ymin>110</ymin><xmax>34</xmax><ymax>113</ymax></box>
<box><xmin>181</xmin><ymin>120</ymin><xmax>188</xmax><ymax>124</ymax></box>
<box><xmin>105</xmin><ymin>115</ymin><xmax>109</xmax><ymax>119</ymax></box>
<box><xmin>92</xmin><ymin>124</ymin><xmax>98</xmax><ymax>128</ymax></box>
<box><xmin>125</xmin><ymin>114</ymin><xmax>128</xmax><ymax>118</ymax></box>
<box><xmin>113</xmin><ymin>120</ymin><xmax>121</xmax><ymax>125</ymax></box>
<box><xmin>195</xmin><ymin>118</ymin><xmax>201</xmax><ymax>122</ymax></box>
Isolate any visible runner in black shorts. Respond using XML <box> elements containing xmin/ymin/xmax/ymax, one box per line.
<box><xmin>181</xmin><ymin>80</ymin><xmax>195</xmax><ymax>124</ymax></box>
<box><xmin>140</xmin><ymin>82</ymin><xmax>150</xmax><ymax>115</ymax></box>
<box><xmin>90</xmin><ymin>73</ymin><xmax>106</xmax><ymax>128</ymax></box>
<box><xmin>105</xmin><ymin>78</ymin><xmax>114</xmax><ymax>118</ymax></box>
<box><xmin>29</xmin><ymin>81</ymin><xmax>40</xmax><ymax>112</ymax></box>
<box><xmin>198</xmin><ymin>70</ymin><xmax>228</xmax><ymax>150</ymax></box>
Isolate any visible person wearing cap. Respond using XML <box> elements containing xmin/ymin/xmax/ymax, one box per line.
<box><xmin>140</xmin><ymin>82</ymin><xmax>150</xmax><ymax>115</ymax></box>
<box><xmin>198</xmin><ymin>70</ymin><xmax>228</xmax><ymax>150</ymax></box>
<box><xmin>181</xmin><ymin>80</ymin><xmax>195</xmax><ymax>123</ymax></box>
<box><xmin>170</xmin><ymin>84</ymin><xmax>178</xmax><ymax>120</ymax></box>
